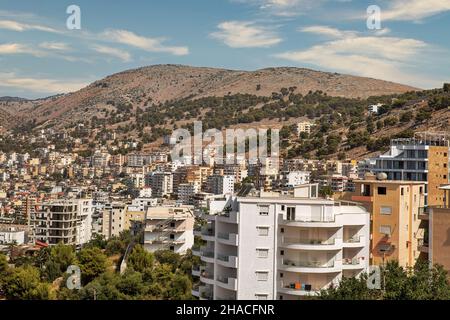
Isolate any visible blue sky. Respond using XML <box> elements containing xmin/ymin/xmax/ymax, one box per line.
<box><xmin>1</xmin><ymin>0</ymin><xmax>450</xmax><ymax>98</ymax></box>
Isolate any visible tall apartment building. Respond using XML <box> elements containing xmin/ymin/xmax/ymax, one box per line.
<box><xmin>371</xmin><ymin>132</ymin><xmax>450</xmax><ymax>206</ymax></box>
<box><xmin>29</xmin><ymin>200</ymin><xmax>79</xmax><ymax>246</ymax></box>
<box><xmin>178</xmin><ymin>183</ymin><xmax>200</xmax><ymax>205</ymax></box>
<box><xmin>102</xmin><ymin>202</ymin><xmax>127</xmax><ymax>239</ymax></box>
<box><xmin>192</xmin><ymin>184</ymin><xmax>370</xmax><ymax>300</ymax></box>
<box><xmin>146</xmin><ymin>172</ymin><xmax>173</xmax><ymax>198</ymax></box>
<box><xmin>345</xmin><ymin>179</ymin><xmax>426</xmax><ymax>267</ymax></box>
<box><xmin>207</xmin><ymin>175</ymin><xmax>235</xmax><ymax>196</ymax></box>
<box><xmin>144</xmin><ymin>206</ymin><xmax>194</xmax><ymax>254</ymax></box>
<box><xmin>75</xmin><ymin>199</ymin><xmax>94</xmax><ymax>246</ymax></box>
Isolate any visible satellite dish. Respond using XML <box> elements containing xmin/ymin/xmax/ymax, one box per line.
<box><xmin>376</xmin><ymin>173</ymin><xmax>388</xmax><ymax>181</ymax></box>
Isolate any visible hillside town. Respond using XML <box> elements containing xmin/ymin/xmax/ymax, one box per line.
<box><xmin>1</xmin><ymin>123</ymin><xmax>449</xmax><ymax>300</ymax></box>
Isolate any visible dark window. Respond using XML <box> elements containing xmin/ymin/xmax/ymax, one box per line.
<box><xmin>280</xmin><ymin>228</ymin><xmax>284</xmax><ymax>233</ymax></box>
<box><xmin>401</xmin><ymin>188</ymin><xmax>404</xmax><ymax>196</ymax></box>
<box><xmin>280</xmin><ymin>273</ymin><xmax>284</xmax><ymax>278</ymax></box>
<box><xmin>378</xmin><ymin>187</ymin><xmax>387</xmax><ymax>195</ymax></box>
<box><xmin>280</xmin><ymin>250</ymin><xmax>284</xmax><ymax>256</ymax></box>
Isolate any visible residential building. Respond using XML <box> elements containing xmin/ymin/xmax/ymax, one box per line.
<box><xmin>146</xmin><ymin>172</ymin><xmax>173</xmax><ymax>198</ymax></box>
<box><xmin>192</xmin><ymin>184</ymin><xmax>370</xmax><ymax>300</ymax></box>
<box><xmin>102</xmin><ymin>202</ymin><xmax>127</xmax><ymax>240</ymax></box>
<box><xmin>370</xmin><ymin>132</ymin><xmax>450</xmax><ymax>206</ymax></box>
<box><xmin>75</xmin><ymin>198</ymin><xmax>94</xmax><ymax>246</ymax></box>
<box><xmin>343</xmin><ymin>178</ymin><xmax>426</xmax><ymax>267</ymax></box>
<box><xmin>208</xmin><ymin>174</ymin><xmax>235</xmax><ymax>196</ymax></box>
<box><xmin>423</xmin><ymin>185</ymin><xmax>450</xmax><ymax>274</ymax></box>
<box><xmin>29</xmin><ymin>200</ymin><xmax>79</xmax><ymax>246</ymax></box>
<box><xmin>144</xmin><ymin>206</ymin><xmax>195</xmax><ymax>254</ymax></box>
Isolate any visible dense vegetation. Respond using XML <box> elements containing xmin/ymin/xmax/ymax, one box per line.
<box><xmin>319</xmin><ymin>260</ymin><xmax>450</xmax><ymax>300</ymax></box>
<box><xmin>0</xmin><ymin>231</ymin><xmax>199</xmax><ymax>300</ymax></box>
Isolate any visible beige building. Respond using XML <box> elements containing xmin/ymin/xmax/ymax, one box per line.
<box><xmin>344</xmin><ymin>179</ymin><xmax>426</xmax><ymax>268</ymax></box>
<box><xmin>102</xmin><ymin>202</ymin><xmax>127</xmax><ymax>239</ymax></box>
<box><xmin>144</xmin><ymin>206</ymin><xmax>195</xmax><ymax>254</ymax></box>
<box><xmin>426</xmin><ymin>185</ymin><xmax>450</xmax><ymax>275</ymax></box>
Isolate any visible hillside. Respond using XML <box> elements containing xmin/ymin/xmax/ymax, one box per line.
<box><xmin>2</xmin><ymin>64</ymin><xmax>449</xmax><ymax>161</ymax></box>
<box><xmin>1</xmin><ymin>64</ymin><xmax>418</xmax><ymax>130</ymax></box>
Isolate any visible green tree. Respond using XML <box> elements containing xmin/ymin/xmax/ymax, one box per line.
<box><xmin>77</xmin><ymin>247</ymin><xmax>109</xmax><ymax>285</ymax></box>
<box><xmin>127</xmin><ymin>245</ymin><xmax>154</xmax><ymax>273</ymax></box>
<box><xmin>50</xmin><ymin>243</ymin><xmax>76</xmax><ymax>272</ymax></box>
<box><xmin>2</xmin><ymin>265</ymin><xmax>54</xmax><ymax>300</ymax></box>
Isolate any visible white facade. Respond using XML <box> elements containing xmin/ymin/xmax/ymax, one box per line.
<box><xmin>178</xmin><ymin>183</ymin><xmax>200</xmax><ymax>205</ymax></box>
<box><xmin>192</xmin><ymin>185</ymin><xmax>370</xmax><ymax>300</ymax></box>
<box><xmin>147</xmin><ymin>172</ymin><xmax>173</xmax><ymax>198</ymax></box>
<box><xmin>285</xmin><ymin>171</ymin><xmax>310</xmax><ymax>187</ymax></box>
<box><xmin>0</xmin><ymin>227</ymin><xmax>25</xmax><ymax>245</ymax></box>
<box><xmin>127</xmin><ymin>197</ymin><xmax>158</xmax><ymax>212</ymax></box>
<box><xmin>144</xmin><ymin>206</ymin><xmax>195</xmax><ymax>254</ymax></box>
<box><xmin>208</xmin><ymin>175</ymin><xmax>235</xmax><ymax>196</ymax></box>
<box><xmin>76</xmin><ymin>199</ymin><xmax>94</xmax><ymax>246</ymax></box>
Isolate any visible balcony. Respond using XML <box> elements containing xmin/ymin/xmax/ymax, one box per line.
<box><xmin>217</xmin><ymin>211</ymin><xmax>239</xmax><ymax>224</ymax></box>
<box><xmin>279</xmin><ymin>259</ymin><xmax>341</xmax><ymax>273</ymax></box>
<box><xmin>200</xmin><ymin>270</ymin><xmax>215</xmax><ymax>285</ymax></box>
<box><xmin>199</xmin><ymin>291</ymin><xmax>213</xmax><ymax>301</ymax></box>
<box><xmin>216</xmin><ymin>254</ymin><xmax>238</xmax><ymax>268</ymax></box>
<box><xmin>342</xmin><ymin>257</ymin><xmax>366</xmax><ymax>270</ymax></box>
<box><xmin>192</xmin><ymin>265</ymin><xmax>203</xmax><ymax>277</ymax></box>
<box><xmin>418</xmin><ymin>207</ymin><xmax>429</xmax><ymax>221</ymax></box>
<box><xmin>200</xmin><ymin>250</ymin><xmax>215</xmax><ymax>263</ymax></box>
<box><xmin>278</xmin><ymin>281</ymin><xmax>321</xmax><ymax>296</ymax></box>
<box><xmin>279</xmin><ymin>217</ymin><xmax>340</xmax><ymax>228</ymax></box>
<box><xmin>216</xmin><ymin>276</ymin><xmax>238</xmax><ymax>291</ymax></box>
<box><xmin>217</xmin><ymin>232</ymin><xmax>239</xmax><ymax>246</ymax></box>
<box><xmin>418</xmin><ymin>239</ymin><xmax>429</xmax><ymax>254</ymax></box>
<box><xmin>343</xmin><ymin>236</ymin><xmax>365</xmax><ymax>248</ymax></box>
<box><xmin>280</xmin><ymin>237</ymin><xmax>342</xmax><ymax>251</ymax></box>
<box><xmin>192</xmin><ymin>246</ymin><xmax>201</xmax><ymax>257</ymax></box>
<box><xmin>191</xmin><ymin>285</ymin><xmax>200</xmax><ymax>297</ymax></box>
<box><xmin>195</xmin><ymin>226</ymin><xmax>215</xmax><ymax>241</ymax></box>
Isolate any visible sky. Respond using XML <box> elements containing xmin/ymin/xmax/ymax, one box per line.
<box><xmin>1</xmin><ymin>0</ymin><xmax>450</xmax><ymax>98</ymax></box>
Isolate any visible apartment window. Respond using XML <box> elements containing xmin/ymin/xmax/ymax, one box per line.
<box><xmin>170</xmin><ymin>222</ymin><xmax>175</xmax><ymax>228</ymax></box>
<box><xmin>281</xmin><ymin>205</ymin><xmax>285</xmax><ymax>211</ymax></box>
<box><xmin>256</xmin><ymin>271</ymin><xmax>269</xmax><ymax>281</ymax></box>
<box><xmin>259</xmin><ymin>205</ymin><xmax>269</xmax><ymax>216</ymax></box>
<box><xmin>255</xmin><ymin>294</ymin><xmax>268</xmax><ymax>300</ymax></box>
<box><xmin>169</xmin><ymin>246</ymin><xmax>174</xmax><ymax>251</ymax></box>
<box><xmin>280</xmin><ymin>272</ymin><xmax>284</xmax><ymax>278</ymax></box>
<box><xmin>401</xmin><ymin>188</ymin><xmax>404</xmax><ymax>196</ymax></box>
<box><xmin>256</xmin><ymin>248</ymin><xmax>269</xmax><ymax>258</ymax></box>
<box><xmin>379</xmin><ymin>225</ymin><xmax>392</xmax><ymax>236</ymax></box>
<box><xmin>280</xmin><ymin>250</ymin><xmax>284</xmax><ymax>256</ymax></box>
<box><xmin>280</xmin><ymin>228</ymin><xmax>284</xmax><ymax>233</ymax></box>
<box><xmin>287</xmin><ymin>207</ymin><xmax>296</xmax><ymax>221</ymax></box>
<box><xmin>378</xmin><ymin>187</ymin><xmax>387</xmax><ymax>195</ymax></box>
<box><xmin>257</xmin><ymin>226</ymin><xmax>269</xmax><ymax>236</ymax></box>
<box><xmin>380</xmin><ymin>206</ymin><xmax>392</xmax><ymax>215</ymax></box>
<box><xmin>170</xmin><ymin>234</ymin><xmax>175</xmax><ymax>240</ymax></box>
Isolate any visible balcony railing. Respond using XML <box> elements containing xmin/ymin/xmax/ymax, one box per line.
<box><xmin>201</xmin><ymin>251</ymin><xmax>215</xmax><ymax>258</ymax></box>
<box><xmin>344</xmin><ymin>236</ymin><xmax>361</xmax><ymax>243</ymax></box>
<box><xmin>283</xmin><ymin>237</ymin><xmax>336</xmax><ymax>245</ymax></box>
<box><xmin>282</xmin><ymin>259</ymin><xmax>335</xmax><ymax>268</ymax></box>
<box><xmin>343</xmin><ymin>257</ymin><xmax>362</xmax><ymax>265</ymax></box>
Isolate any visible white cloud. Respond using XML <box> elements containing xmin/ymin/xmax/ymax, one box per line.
<box><xmin>0</xmin><ymin>43</ymin><xmax>45</xmax><ymax>57</ymax></box>
<box><xmin>383</xmin><ymin>0</ymin><xmax>450</xmax><ymax>21</ymax></box>
<box><xmin>234</xmin><ymin>0</ymin><xmax>324</xmax><ymax>16</ymax></box>
<box><xmin>0</xmin><ymin>19</ymin><xmax>58</xmax><ymax>33</ymax></box>
<box><xmin>92</xmin><ymin>45</ymin><xmax>132</xmax><ymax>62</ymax></box>
<box><xmin>39</xmin><ymin>42</ymin><xmax>71</xmax><ymax>51</ymax></box>
<box><xmin>300</xmin><ymin>26</ymin><xmax>358</xmax><ymax>38</ymax></box>
<box><xmin>102</xmin><ymin>29</ymin><xmax>189</xmax><ymax>56</ymax></box>
<box><xmin>211</xmin><ymin>21</ymin><xmax>282</xmax><ymax>48</ymax></box>
<box><xmin>275</xmin><ymin>26</ymin><xmax>433</xmax><ymax>87</ymax></box>
<box><xmin>0</xmin><ymin>73</ymin><xmax>88</xmax><ymax>94</ymax></box>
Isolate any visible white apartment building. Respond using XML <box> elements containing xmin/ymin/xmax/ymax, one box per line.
<box><xmin>192</xmin><ymin>184</ymin><xmax>370</xmax><ymax>300</ymax></box>
<box><xmin>146</xmin><ymin>172</ymin><xmax>173</xmax><ymax>198</ymax></box>
<box><xmin>75</xmin><ymin>199</ymin><xmax>94</xmax><ymax>246</ymax></box>
<box><xmin>29</xmin><ymin>200</ymin><xmax>79</xmax><ymax>246</ymax></box>
<box><xmin>281</xmin><ymin>171</ymin><xmax>310</xmax><ymax>187</ymax></box>
<box><xmin>178</xmin><ymin>183</ymin><xmax>200</xmax><ymax>205</ymax></box>
<box><xmin>144</xmin><ymin>206</ymin><xmax>195</xmax><ymax>254</ymax></box>
<box><xmin>208</xmin><ymin>175</ymin><xmax>235</xmax><ymax>196</ymax></box>
<box><xmin>102</xmin><ymin>202</ymin><xmax>127</xmax><ymax>239</ymax></box>
<box><xmin>296</xmin><ymin>122</ymin><xmax>314</xmax><ymax>136</ymax></box>
<box><xmin>127</xmin><ymin>197</ymin><xmax>157</xmax><ymax>212</ymax></box>
<box><xmin>0</xmin><ymin>226</ymin><xmax>26</xmax><ymax>245</ymax></box>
